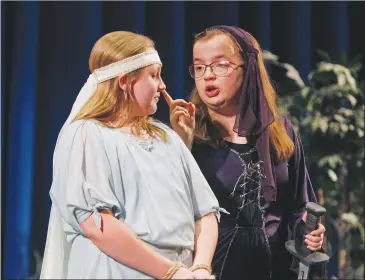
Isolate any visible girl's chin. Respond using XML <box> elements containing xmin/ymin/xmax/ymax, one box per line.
<box><xmin>203</xmin><ymin>97</ymin><xmax>226</xmax><ymax>107</ymax></box>
<box><xmin>147</xmin><ymin>105</ymin><xmax>157</xmax><ymax>115</ymax></box>
<box><xmin>133</xmin><ymin>102</ymin><xmax>158</xmax><ymax>116</ymax></box>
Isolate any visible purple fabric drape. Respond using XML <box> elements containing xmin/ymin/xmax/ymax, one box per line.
<box><xmin>208</xmin><ymin>25</ymin><xmax>276</xmax><ymax>201</ymax></box>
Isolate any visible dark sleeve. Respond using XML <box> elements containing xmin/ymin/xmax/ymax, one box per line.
<box><xmin>284</xmin><ymin>117</ymin><xmax>328</xmax><ymax>278</ymax></box>
<box><xmin>284</xmin><ymin>117</ymin><xmax>316</xmax><ymax>240</ymax></box>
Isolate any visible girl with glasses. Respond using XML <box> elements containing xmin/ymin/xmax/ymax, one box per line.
<box><xmin>163</xmin><ymin>25</ymin><xmax>326</xmax><ymax>280</ymax></box>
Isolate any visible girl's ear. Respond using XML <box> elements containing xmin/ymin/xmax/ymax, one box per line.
<box><xmin>118</xmin><ymin>73</ymin><xmax>128</xmax><ymax>91</ymax></box>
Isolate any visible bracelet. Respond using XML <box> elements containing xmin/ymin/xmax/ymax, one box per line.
<box><xmin>191</xmin><ymin>264</ymin><xmax>212</xmax><ymax>274</ymax></box>
<box><xmin>163</xmin><ymin>262</ymin><xmax>186</xmax><ymax>279</ymax></box>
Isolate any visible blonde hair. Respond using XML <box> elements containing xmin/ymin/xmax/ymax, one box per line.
<box><xmin>73</xmin><ymin>31</ymin><xmax>167</xmax><ymax>141</ymax></box>
<box><xmin>191</xmin><ymin>29</ymin><xmax>294</xmax><ymax>161</ymax></box>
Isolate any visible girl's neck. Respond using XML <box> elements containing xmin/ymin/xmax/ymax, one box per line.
<box><xmin>109</xmin><ymin>116</ymin><xmax>137</xmax><ymax>129</ymax></box>
<box><xmin>208</xmin><ymin>108</ymin><xmax>248</xmax><ymax>144</ymax></box>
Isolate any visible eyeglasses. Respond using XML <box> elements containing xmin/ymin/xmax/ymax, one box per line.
<box><xmin>189</xmin><ymin>60</ymin><xmax>243</xmax><ymax>79</ymax></box>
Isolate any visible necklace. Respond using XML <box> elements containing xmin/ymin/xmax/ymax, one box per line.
<box><xmin>109</xmin><ymin>122</ymin><xmax>154</xmax><ymax>152</ymax></box>
<box><xmin>136</xmin><ymin>129</ymin><xmax>154</xmax><ymax>152</ymax></box>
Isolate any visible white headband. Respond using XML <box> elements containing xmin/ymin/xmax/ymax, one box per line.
<box><xmin>66</xmin><ymin>50</ymin><xmax>161</xmax><ymax>125</ymax></box>
<box><xmin>55</xmin><ymin>50</ymin><xmax>162</xmax><ymax>147</ymax></box>
<box><xmin>93</xmin><ymin>50</ymin><xmax>162</xmax><ymax>83</ymax></box>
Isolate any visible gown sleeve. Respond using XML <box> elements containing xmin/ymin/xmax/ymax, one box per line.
<box><xmin>284</xmin><ymin>118</ymin><xmax>327</xmax><ymax>278</ymax></box>
<box><xmin>50</xmin><ymin>121</ymin><xmax>125</xmax><ymax>235</ymax></box>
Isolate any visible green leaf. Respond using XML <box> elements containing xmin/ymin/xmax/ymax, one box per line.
<box><xmin>340</xmin><ymin>123</ymin><xmax>349</xmax><ymax>133</ymax></box>
<box><xmin>283</xmin><ymin>63</ymin><xmax>306</xmax><ymax>89</ymax></box>
<box><xmin>262</xmin><ymin>50</ymin><xmax>279</xmax><ymax>62</ymax></box>
<box><xmin>327</xmin><ymin>169</ymin><xmax>338</xmax><ymax>182</ymax></box>
<box><xmin>357</xmin><ymin>128</ymin><xmax>364</xmax><ymax>138</ymax></box>
<box><xmin>318</xmin><ymin>155</ymin><xmax>343</xmax><ymax>168</ymax></box>
<box><xmin>311</xmin><ymin>114</ymin><xmax>322</xmax><ymax>131</ymax></box>
<box><xmin>337</xmin><ymin>73</ymin><xmax>346</xmax><ymax>87</ymax></box>
<box><xmin>319</xmin><ymin>118</ymin><xmax>329</xmax><ymax>133</ymax></box>
<box><xmin>300</xmin><ymin>87</ymin><xmax>310</xmax><ymax>99</ymax></box>
<box><xmin>329</xmin><ymin>122</ymin><xmax>340</xmax><ymax>134</ymax></box>
<box><xmin>338</xmin><ymin>108</ymin><xmax>353</xmax><ymax>117</ymax></box>
<box><xmin>302</xmin><ymin>116</ymin><xmax>312</xmax><ymax>126</ymax></box>
<box><xmin>333</xmin><ymin>114</ymin><xmax>346</xmax><ymax>123</ymax></box>
<box><xmin>347</xmin><ymin>94</ymin><xmax>357</xmax><ymax>107</ymax></box>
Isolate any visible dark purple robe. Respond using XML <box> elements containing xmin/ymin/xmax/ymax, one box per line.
<box><xmin>192</xmin><ymin>117</ymin><xmax>322</xmax><ymax>280</ymax></box>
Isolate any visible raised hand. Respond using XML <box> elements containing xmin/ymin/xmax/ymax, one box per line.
<box><xmin>161</xmin><ymin>90</ymin><xmax>195</xmax><ymax>150</ymax></box>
